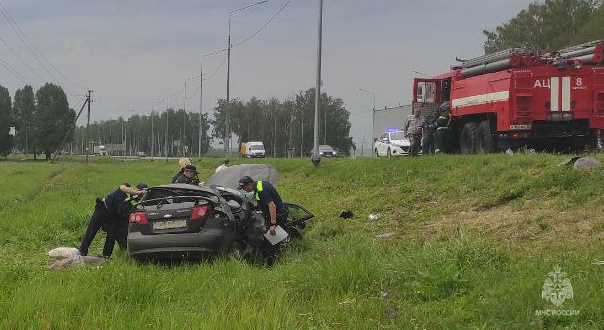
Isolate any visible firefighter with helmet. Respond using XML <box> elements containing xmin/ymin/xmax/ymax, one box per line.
<box><xmin>434</xmin><ymin>102</ymin><xmax>452</xmax><ymax>153</ymax></box>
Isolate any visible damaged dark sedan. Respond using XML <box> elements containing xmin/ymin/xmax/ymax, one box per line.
<box><xmin>127</xmin><ymin>164</ymin><xmax>314</xmax><ymax>263</ymax></box>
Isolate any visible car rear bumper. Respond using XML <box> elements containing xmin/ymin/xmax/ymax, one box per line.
<box><xmin>127</xmin><ymin>227</ymin><xmax>234</xmax><ymax>261</ymax></box>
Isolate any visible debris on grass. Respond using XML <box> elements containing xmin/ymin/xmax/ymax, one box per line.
<box><xmin>376</xmin><ymin>233</ymin><xmax>394</xmax><ymax>239</ymax></box>
<box><xmin>368</xmin><ymin>213</ymin><xmax>380</xmax><ymax>221</ymax></box>
<box><xmin>557</xmin><ymin>156</ymin><xmax>599</xmax><ymax>170</ymax></box>
<box><xmin>47</xmin><ymin>256</ymin><xmax>107</xmax><ymax>270</ymax></box>
<box><xmin>573</xmin><ymin>157</ymin><xmax>599</xmax><ymax>171</ymax></box>
<box><xmin>47</xmin><ymin>247</ymin><xmax>80</xmax><ymax>258</ymax></box>
<box><xmin>339</xmin><ymin>210</ymin><xmax>354</xmax><ymax>219</ymax></box>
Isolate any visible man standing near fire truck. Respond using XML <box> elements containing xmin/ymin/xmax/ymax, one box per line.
<box><xmin>404</xmin><ymin>108</ymin><xmax>423</xmax><ymax>156</ymax></box>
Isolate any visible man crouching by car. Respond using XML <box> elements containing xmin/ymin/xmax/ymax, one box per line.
<box><xmin>238</xmin><ymin>176</ymin><xmax>288</xmax><ymax>266</ymax></box>
<box><xmin>79</xmin><ymin>182</ymin><xmax>148</xmax><ymax>258</ymax></box>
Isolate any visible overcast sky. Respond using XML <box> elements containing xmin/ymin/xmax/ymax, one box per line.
<box><xmin>0</xmin><ymin>0</ymin><xmax>538</xmax><ymax>149</ymax></box>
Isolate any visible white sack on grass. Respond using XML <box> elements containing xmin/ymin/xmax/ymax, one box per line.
<box><xmin>47</xmin><ymin>247</ymin><xmax>80</xmax><ymax>258</ymax></box>
<box><xmin>47</xmin><ymin>256</ymin><xmax>107</xmax><ymax>270</ymax></box>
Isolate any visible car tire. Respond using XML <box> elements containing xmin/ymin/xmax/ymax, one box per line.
<box><xmin>475</xmin><ymin>120</ymin><xmax>493</xmax><ymax>154</ymax></box>
<box><xmin>375</xmin><ymin>149</ymin><xmax>379</xmax><ymax>157</ymax></box>
<box><xmin>387</xmin><ymin>148</ymin><xmax>391</xmax><ymax>157</ymax></box>
<box><xmin>460</xmin><ymin>122</ymin><xmax>477</xmax><ymax>155</ymax></box>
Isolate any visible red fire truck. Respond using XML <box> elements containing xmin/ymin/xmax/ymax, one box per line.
<box><xmin>413</xmin><ymin>41</ymin><xmax>604</xmax><ymax>153</ymax></box>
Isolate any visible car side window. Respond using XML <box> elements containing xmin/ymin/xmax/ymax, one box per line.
<box><xmin>380</xmin><ymin>133</ymin><xmax>387</xmax><ymax>141</ymax></box>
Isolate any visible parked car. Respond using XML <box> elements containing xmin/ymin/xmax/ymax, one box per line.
<box><xmin>240</xmin><ymin>141</ymin><xmax>266</xmax><ymax>158</ymax></box>
<box><xmin>374</xmin><ymin>130</ymin><xmax>411</xmax><ymax>156</ymax></box>
<box><xmin>309</xmin><ymin>145</ymin><xmax>337</xmax><ymax>157</ymax></box>
<box><xmin>128</xmin><ymin>164</ymin><xmax>314</xmax><ymax>263</ymax></box>
<box><xmin>319</xmin><ymin>145</ymin><xmax>337</xmax><ymax>157</ymax></box>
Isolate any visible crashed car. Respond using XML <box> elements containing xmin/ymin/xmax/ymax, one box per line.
<box><xmin>127</xmin><ymin>164</ymin><xmax>313</xmax><ymax>263</ymax></box>
<box><xmin>127</xmin><ymin>184</ymin><xmax>235</xmax><ymax>261</ymax></box>
<box><xmin>208</xmin><ymin>164</ymin><xmax>314</xmax><ymax>262</ymax></box>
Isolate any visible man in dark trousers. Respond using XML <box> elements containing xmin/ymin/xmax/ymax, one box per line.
<box><xmin>79</xmin><ymin>182</ymin><xmax>148</xmax><ymax>257</ymax></box>
<box><xmin>174</xmin><ymin>165</ymin><xmax>200</xmax><ymax>185</ymax></box>
<box><xmin>238</xmin><ymin>176</ymin><xmax>288</xmax><ymax>265</ymax></box>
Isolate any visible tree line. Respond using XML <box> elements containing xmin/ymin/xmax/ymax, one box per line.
<box><xmin>212</xmin><ymin>88</ymin><xmax>354</xmax><ymax>157</ymax></box>
<box><xmin>12</xmin><ymin>86</ymin><xmax>353</xmax><ymax>159</ymax></box>
<box><xmin>483</xmin><ymin>0</ymin><xmax>604</xmax><ymax>54</ymax></box>
<box><xmin>0</xmin><ymin>83</ymin><xmax>75</xmax><ymax>160</ymax></box>
<box><xmin>74</xmin><ymin>87</ymin><xmax>353</xmax><ymax>158</ymax></box>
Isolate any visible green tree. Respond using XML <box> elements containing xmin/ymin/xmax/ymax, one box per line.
<box><xmin>12</xmin><ymin>85</ymin><xmax>36</xmax><ymax>155</ymax></box>
<box><xmin>0</xmin><ymin>85</ymin><xmax>13</xmax><ymax>157</ymax></box>
<box><xmin>571</xmin><ymin>5</ymin><xmax>604</xmax><ymax>44</ymax></box>
<box><xmin>483</xmin><ymin>0</ymin><xmax>600</xmax><ymax>54</ymax></box>
<box><xmin>212</xmin><ymin>88</ymin><xmax>354</xmax><ymax>157</ymax></box>
<box><xmin>35</xmin><ymin>83</ymin><xmax>75</xmax><ymax>160</ymax></box>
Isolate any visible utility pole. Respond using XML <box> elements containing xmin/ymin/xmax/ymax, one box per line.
<box><xmin>301</xmin><ymin>111</ymin><xmax>304</xmax><ymax>158</ymax></box>
<box><xmin>151</xmin><ymin>99</ymin><xmax>164</xmax><ymax>161</ymax></box>
<box><xmin>165</xmin><ymin>99</ymin><xmax>169</xmax><ymax>161</ymax></box>
<box><xmin>85</xmin><ymin>90</ymin><xmax>92</xmax><ymax>165</ymax></box>
<box><xmin>226</xmin><ymin>1</ymin><xmax>268</xmax><ymax>160</ymax></box>
<box><xmin>273</xmin><ymin>105</ymin><xmax>277</xmax><ymax>158</ymax></box>
<box><xmin>199</xmin><ymin>57</ymin><xmax>203</xmax><ymax>159</ymax></box>
<box><xmin>311</xmin><ymin>0</ymin><xmax>324</xmax><ymax>166</ymax></box>
<box><xmin>183</xmin><ymin>81</ymin><xmax>187</xmax><ymax>157</ymax></box>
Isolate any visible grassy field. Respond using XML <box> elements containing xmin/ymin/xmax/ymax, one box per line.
<box><xmin>1</xmin><ymin>154</ymin><xmax>604</xmax><ymax>329</ymax></box>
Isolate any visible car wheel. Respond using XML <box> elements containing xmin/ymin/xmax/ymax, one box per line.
<box><xmin>475</xmin><ymin>120</ymin><xmax>493</xmax><ymax>154</ymax></box>
<box><xmin>375</xmin><ymin>149</ymin><xmax>379</xmax><ymax>157</ymax></box>
<box><xmin>387</xmin><ymin>148</ymin><xmax>391</xmax><ymax>157</ymax></box>
<box><xmin>460</xmin><ymin>122</ymin><xmax>477</xmax><ymax>155</ymax></box>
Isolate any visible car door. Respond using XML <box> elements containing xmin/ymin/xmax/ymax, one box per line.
<box><xmin>284</xmin><ymin>202</ymin><xmax>314</xmax><ymax>227</ymax></box>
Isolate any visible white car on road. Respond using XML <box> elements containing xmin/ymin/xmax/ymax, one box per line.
<box><xmin>374</xmin><ymin>130</ymin><xmax>411</xmax><ymax>157</ymax></box>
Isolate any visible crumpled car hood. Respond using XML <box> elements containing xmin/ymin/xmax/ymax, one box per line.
<box><xmin>207</xmin><ymin>164</ymin><xmax>279</xmax><ymax>190</ymax></box>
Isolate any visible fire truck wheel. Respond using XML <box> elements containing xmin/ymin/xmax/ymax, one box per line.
<box><xmin>475</xmin><ymin>120</ymin><xmax>493</xmax><ymax>154</ymax></box>
<box><xmin>460</xmin><ymin>122</ymin><xmax>477</xmax><ymax>155</ymax></box>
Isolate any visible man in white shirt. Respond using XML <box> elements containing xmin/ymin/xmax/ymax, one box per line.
<box><xmin>215</xmin><ymin>159</ymin><xmax>229</xmax><ymax>173</ymax></box>
<box><xmin>404</xmin><ymin>109</ymin><xmax>424</xmax><ymax>157</ymax></box>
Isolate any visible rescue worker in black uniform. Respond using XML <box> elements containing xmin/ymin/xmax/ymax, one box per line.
<box><xmin>434</xmin><ymin>102</ymin><xmax>452</xmax><ymax>153</ymax></box>
<box><xmin>174</xmin><ymin>165</ymin><xmax>200</xmax><ymax>185</ymax></box>
<box><xmin>79</xmin><ymin>182</ymin><xmax>148</xmax><ymax>257</ymax></box>
<box><xmin>238</xmin><ymin>175</ymin><xmax>288</xmax><ymax>265</ymax></box>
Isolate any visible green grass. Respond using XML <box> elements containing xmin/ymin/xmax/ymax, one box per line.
<box><xmin>1</xmin><ymin>154</ymin><xmax>604</xmax><ymax>329</ymax></box>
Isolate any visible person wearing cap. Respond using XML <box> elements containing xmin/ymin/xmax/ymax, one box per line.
<box><xmin>238</xmin><ymin>176</ymin><xmax>287</xmax><ymax>265</ymax></box>
<box><xmin>215</xmin><ymin>159</ymin><xmax>229</xmax><ymax>173</ymax></box>
<box><xmin>174</xmin><ymin>165</ymin><xmax>200</xmax><ymax>185</ymax></box>
<box><xmin>238</xmin><ymin>176</ymin><xmax>287</xmax><ymax>235</ymax></box>
<box><xmin>172</xmin><ymin>158</ymin><xmax>192</xmax><ymax>183</ymax></box>
<box><xmin>79</xmin><ymin>182</ymin><xmax>148</xmax><ymax>257</ymax></box>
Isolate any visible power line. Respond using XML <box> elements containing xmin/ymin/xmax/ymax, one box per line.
<box><xmin>233</xmin><ymin>0</ymin><xmax>293</xmax><ymax>48</ymax></box>
<box><xmin>199</xmin><ymin>0</ymin><xmax>294</xmax><ymax>58</ymax></box>
<box><xmin>0</xmin><ymin>1</ymin><xmax>87</xmax><ymax>95</ymax></box>
<box><xmin>0</xmin><ymin>55</ymin><xmax>29</xmax><ymax>85</ymax></box>
<box><xmin>0</xmin><ymin>32</ymin><xmax>43</xmax><ymax>86</ymax></box>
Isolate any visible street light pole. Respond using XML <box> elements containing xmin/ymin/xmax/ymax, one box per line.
<box><xmin>226</xmin><ymin>0</ymin><xmax>268</xmax><ymax>160</ymax></box>
<box><xmin>165</xmin><ymin>98</ymin><xmax>169</xmax><ymax>161</ymax></box>
<box><xmin>151</xmin><ymin>99</ymin><xmax>164</xmax><ymax>162</ymax></box>
<box><xmin>358</xmin><ymin>88</ymin><xmax>376</xmax><ymax>154</ymax></box>
<box><xmin>199</xmin><ymin>57</ymin><xmax>203</xmax><ymax>159</ymax></box>
<box><xmin>312</xmin><ymin>0</ymin><xmax>323</xmax><ymax>166</ymax></box>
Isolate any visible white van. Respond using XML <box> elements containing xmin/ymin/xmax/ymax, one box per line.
<box><xmin>241</xmin><ymin>141</ymin><xmax>266</xmax><ymax>158</ymax></box>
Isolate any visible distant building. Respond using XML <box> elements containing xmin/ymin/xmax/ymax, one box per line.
<box><xmin>372</xmin><ymin>105</ymin><xmax>412</xmax><ymax>141</ymax></box>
